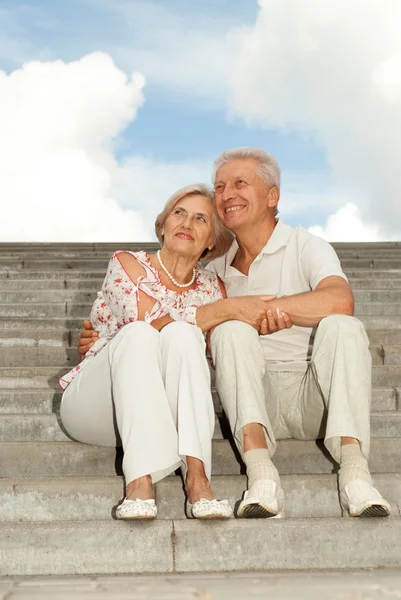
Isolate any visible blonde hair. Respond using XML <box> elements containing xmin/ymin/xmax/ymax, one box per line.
<box><xmin>155</xmin><ymin>184</ymin><xmax>233</xmax><ymax>261</ymax></box>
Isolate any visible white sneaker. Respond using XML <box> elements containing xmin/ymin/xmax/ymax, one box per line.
<box><xmin>186</xmin><ymin>498</ymin><xmax>233</xmax><ymax>520</ymax></box>
<box><xmin>237</xmin><ymin>479</ymin><xmax>285</xmax><ymax>519</ymax></box>
<box><xmin>115</xmin><ymin>498</ymin><xmax>157</xmax><ymax>520</ymax></box>
<box><xmin>340</xmin><ymin>479</ymin><xmax>391</xmax><ymax>517</ymax></box>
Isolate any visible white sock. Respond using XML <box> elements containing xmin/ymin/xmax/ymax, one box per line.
<box><xmin>338</xmin><ymin>443</ymin><xmax>372</xmax><ymax>491</ymax></box>
<box><xmin>243</xmin><ymin>448</ymin><xmax>280</xmax><ymax>488</ymax></box>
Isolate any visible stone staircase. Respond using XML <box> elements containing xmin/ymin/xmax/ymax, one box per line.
<box><xmin>0</xmin><ymin>242</ymin><xmax>400</xmax><ymax>576</ymax></box>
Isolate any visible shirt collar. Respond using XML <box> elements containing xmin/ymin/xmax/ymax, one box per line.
<box><xmin>259</xmin><ymin>219</ymin><xmax>293</xmax><ymax>255</ymax></box>
<box><xmin>223</xmin><ymin>219</ymin><xmax>293</xmax><ymax>275</ymax></box>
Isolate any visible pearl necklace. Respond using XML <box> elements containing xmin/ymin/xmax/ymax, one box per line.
<box><xmin>156</xmin><ymin>250</ymin><xmax>196</xmax><ymax>289</ymax></box>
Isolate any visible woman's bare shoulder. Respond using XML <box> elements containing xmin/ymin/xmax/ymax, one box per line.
<box><xmin>113</xmin><ymin>251</ymin><xmax>147</xmax><ymax>281</ymax></box>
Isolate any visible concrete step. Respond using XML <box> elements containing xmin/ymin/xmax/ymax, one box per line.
<box><xmin>1</xmin><ymin>438</ymin><xmax>400</xmax><ymax>478</ymax></box>
<box><xmin>1</xmin><ymin>267</ymin><xmax>401</xmax><ymax>281</ymax></box>
<box><xmin>0</xmin><ymin>347</ymin><xmax>80</xmax><ymax>367</ymax></box>
<box><xmin>0</xmin><ymin>317</ymin><xmax>85</xmax><ymax>331</ymax></box>
<box><xmin>1</xmin><ymin>257</ymin><xmax>401</xmax><ymax>271</ymax></box>
<box><xmin>0</xmin><ymin>412</ymin><xmax>399</xmax><ymax>443</ymax></box>
<box><xmin>0</xmin><ymin>330</ymin><xmax>71</xmax><ymax>348</ymax></box>
<box><xmin>1</xmin><ymin>364</ymin><xmax>400</xmax><ymax>389</ymax></box>
<box><xmin>2</xmin><ymin>277</ymin><xmax>401</xmax><ymax>292</ymax></box>
<box><xmin>0</xmin><ymin>474</ymin><xmax>399</xmax><ymax>522</ymax></box>
<box><xmin>0</xmin><ymin>270</ymin><xmax>105</xmax><ymax>281</ymax></box>
<box><xmin>344</xmin><ymin>270</ymin><xmax>401</xmax><ymax>279</ymax></box>
<box><xmin>2</xmin><ymin>344</ymin><xmax>400</xmax><ymax>367</ymax></box>
<box><xmin>2</xmin><ymin>301</ymin><xmax>401</xmax><ymax>319</ymax></box>
<box><xmin>1</xmin><ymin>245</ymin><xmax>398</xmax><ymax>257</ymax></box>
<box><xmin>2</xmin><ymin>289</ymin><xmax>401</xmax><ymax>304</ymax></box>
<box><xmin>370</xmin><ymin>345</ymin><xmax>401</xmax><ymax>365</ymax></box>
<box><xmin>1</xmin><ymin>517</ymin><xmax>401</xmax><ymax>576</ymax></box>
<box><xmin>366</xmin><ymin>329</ymin><xmax>401</xmax><ymax>344</ymax></box>
<box><xmin>0</xmin><ymin>413</ymin><xmax>223</xmax><ymax>442</ymax></box>
<box><xmin>341</xmin><ymin>259</ymin><xmax>401</xmax><ymax>268</ymax></box>
<box><xmin>354</xmin><ymin>291</ymin><xmax>401</xmax><ymax>302</ymax></box>
<box><xmin>351</xmin><ymin>279</ymin><xmax>401</xmax><ymax>289</ymax></box>
<box><xmin>0</xmin><ymin>316</ymin><xmax>388</xmax><ymax>334</ymax></box>
<box><xmin>0</xmin><ymin>390</ymin><xmax>63</xmax><ymax>414</ymax></box>
<box><xmin>0</xmin><ymin>290</ymin><xmax>96</xmax><ymax>303</ymax></box>
<box><xmin>354</xmin><ymin>303</ymin><xmax>401</xmax><ymax>316</ymax></box>
<box><xmin>0</xmin><ymin>278</ymin><xmax>103</xmax><ymax>290</ymax></box>
<box><xmin>1</xmin><ymin>386</ymin><xmax>397</xmax><ymax>415</ymax></box>
<box><xmin>2</xmin><ymin>327</ymin><xmax>401</xmax><ymax>350</ymax></box>
<box><xmin>0</xmin><ymin>244</ymin><xmax>156</xmax><ymax>259</ymax></box>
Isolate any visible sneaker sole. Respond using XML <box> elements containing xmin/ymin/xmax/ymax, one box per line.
<box><xmin>194</xmin><ymin>514</ymin><xmax>232</xmax><ymax>520</ymax></box>
<box><xmin>238</xmin><ymin>502</ymin><xmax>279</xmax><ymax>519</ymax></box>
<box><xmin>342</xmin><ymin>501</ymin><xmax>391</xmax><ymax>518</ymax></box>
<box><xmin>116</xmin><ymin>514</ymin><xmax>157</xmax><ymax>521</ymax></box>
<box><xmin>360</xmin><ymin>504</ymin><xmax>391</xmax><ymax>518</ymax></box>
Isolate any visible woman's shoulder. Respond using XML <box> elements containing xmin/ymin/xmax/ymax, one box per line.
<box><xmin>109</xmin><ymin>250</ymin><xmax>149</xmax><ymax>280</ymax></box>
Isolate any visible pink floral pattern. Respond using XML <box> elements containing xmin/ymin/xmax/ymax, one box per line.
<box><xmin>59</xmin><ymin>250</ymin><xmax>223</xmax><ymax>390</ymax></box>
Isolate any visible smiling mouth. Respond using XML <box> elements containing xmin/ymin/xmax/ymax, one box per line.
<box><xmin>176</xmin><ymin>233</ymin><xmax>194</xmax><ymax>240</ymax></box>
<box><xmin>225</xmin><ymin>205</ymin><xmax>245</xmax><ymax>214</ymax></box>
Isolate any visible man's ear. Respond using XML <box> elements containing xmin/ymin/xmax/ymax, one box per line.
<box><xmin>268</xmin><ymin>186</ymin><xmax>280</xmax><ymax>208</ymax></box>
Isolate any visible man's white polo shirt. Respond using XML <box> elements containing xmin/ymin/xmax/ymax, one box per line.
<box><xmin>206</xmin><ymin>219</ymin><xmax>348</xmax><ymax>372</ymax></box>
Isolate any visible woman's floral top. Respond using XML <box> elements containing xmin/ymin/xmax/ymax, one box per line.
<box><xmin>59</xmin><ymin>250</ymin><xmax>223</xmax><ymax>390</ymax></box>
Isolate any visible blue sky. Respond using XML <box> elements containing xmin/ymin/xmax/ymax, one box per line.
<box><xmin>0</xmin><ymin>0</ymin><xmax>399</xmax><ymax>241</ymax></box>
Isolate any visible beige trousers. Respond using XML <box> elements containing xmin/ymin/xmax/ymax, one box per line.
<box><xmin>210</xmin><ymin>315</ymin><xmax>372</xmax><ymax>464</ymax></box>
<box><xmin>60</xmin><ymin>321</ymin><xmax>215</xmax><ymax>484</ymax></box>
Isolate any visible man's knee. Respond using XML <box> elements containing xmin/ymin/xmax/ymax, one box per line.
<box><xmin>318</xmin><ymin>314</ymin><xmax>367</xmax><ymax>338</ymax></box>
<box><xmin>211</xmin><ymin>320</ymin><xmax>257</xmax><ymax>346</ymax></box>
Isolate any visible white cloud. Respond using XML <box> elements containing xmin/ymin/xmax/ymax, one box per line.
<box><xmin>0</xmin><ymin>52</ymin><xmax>152</xmax><ymax>242</ymax></box>
<box><xmin>309</xmin><ymin>204</ymin><xmax>382</xmax><ymax>242</ymax></box>
<box><xmin>112</xmin><ymin>155</ymin><xmax>211</xmax><ymax>226</ymax></box>
<box><xmin>227</xmin><ymin>0</ymin><xmax>401</xmax><ymax>238</ymax></box>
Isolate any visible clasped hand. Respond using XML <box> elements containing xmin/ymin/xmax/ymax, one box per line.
<box><xmin>229</xmin><ymin>295</ymin><xmax>293</xmax><ymax>335</ymax></box>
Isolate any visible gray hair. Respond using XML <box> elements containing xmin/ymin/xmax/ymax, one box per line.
<box><xmin>154</xmin><ymin>183</ymin><xmax>233</xmax><ymax>261</ymax></box>
<box><xmin>212</xmin><ymin>147</ymin><xmax>281</xmax><ymax>189</ymax></box>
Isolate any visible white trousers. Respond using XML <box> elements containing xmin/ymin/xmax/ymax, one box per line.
<box><xmin>60</xmin><ymin>321</ymin><xmax>215</xmax><ymax>484</ymax></box>
<box><xmin>210</xmin><ymin>315</ymin><xmax>372</xmax><ymax>464</ymax></box>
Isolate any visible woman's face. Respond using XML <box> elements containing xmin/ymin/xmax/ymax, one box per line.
<box><xmin>162</xmin><ymin>194</ymin><xmax>215</xmax><ymax>257</ymax></box>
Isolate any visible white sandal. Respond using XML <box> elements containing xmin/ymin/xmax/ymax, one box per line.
<box><xmin>115</xmin><ymin>498</ymin><xmax>157</xmax><ymax>520</ymax></box>
<box><xmin>186</xmin><ymin>498</ymin><xmax>233</xmax><ymax>520</ymax></box>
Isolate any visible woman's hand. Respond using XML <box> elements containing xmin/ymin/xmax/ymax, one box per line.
<box><xmin>229</xmin><ymin>296</ymin><xmax>293</xmax><ymax>334</ymax></box>
<box><xmin>78</xmin><ymin>320</ymin><xmax>99</xmax><ymax>359</ymax></box>
<box><xmin>259</xmin><ymin>306</ymin><xmax>293</xmax><ymax>335</ymax></box>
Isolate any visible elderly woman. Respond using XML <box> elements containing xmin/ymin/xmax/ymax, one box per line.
<box><xmin>59</xmin><ymin>184</ymin><xmax>235</xmax><ymax>520</ymax></box>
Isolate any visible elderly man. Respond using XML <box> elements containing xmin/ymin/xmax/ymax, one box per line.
<box><xmin>79</xmin><ymin>147</ymin><xmax>390</xmax><ymax>519</ymax></box>
<box><xmin>204</xmin><ymin>147</ymin><xmax>390</xmax><ymax>519</ymax></box>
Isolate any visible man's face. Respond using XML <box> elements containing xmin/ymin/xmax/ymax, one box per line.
<box><xmin>214</xmin><ymin>158</ymin><xmax>278</xmax><ymax>233</ymax></box>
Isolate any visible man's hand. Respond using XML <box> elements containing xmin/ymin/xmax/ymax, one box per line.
<box><xmin>259</xmin><ymin>307</ymin><xmax>293</xmax><ymax>335</ymax></box>
<box><xmin>223</xmin><ymin>296</ymin><xmax>294</xmax><ymax>334</ymax></box>
<box><xmin>78</xmin><ymin>320</ymin><xmax>99</xmax><ymax>359</ymax></box>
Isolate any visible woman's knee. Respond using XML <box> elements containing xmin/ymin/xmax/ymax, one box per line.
<box><xmin>118</xmin><ymin>320</ymin><xmax>158</xmax><ymax>341</ymax></box>
<box><xmin>160</xmin><ymin>321</ymin><xmax>202</xmax><ymax>347</ymax></box>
